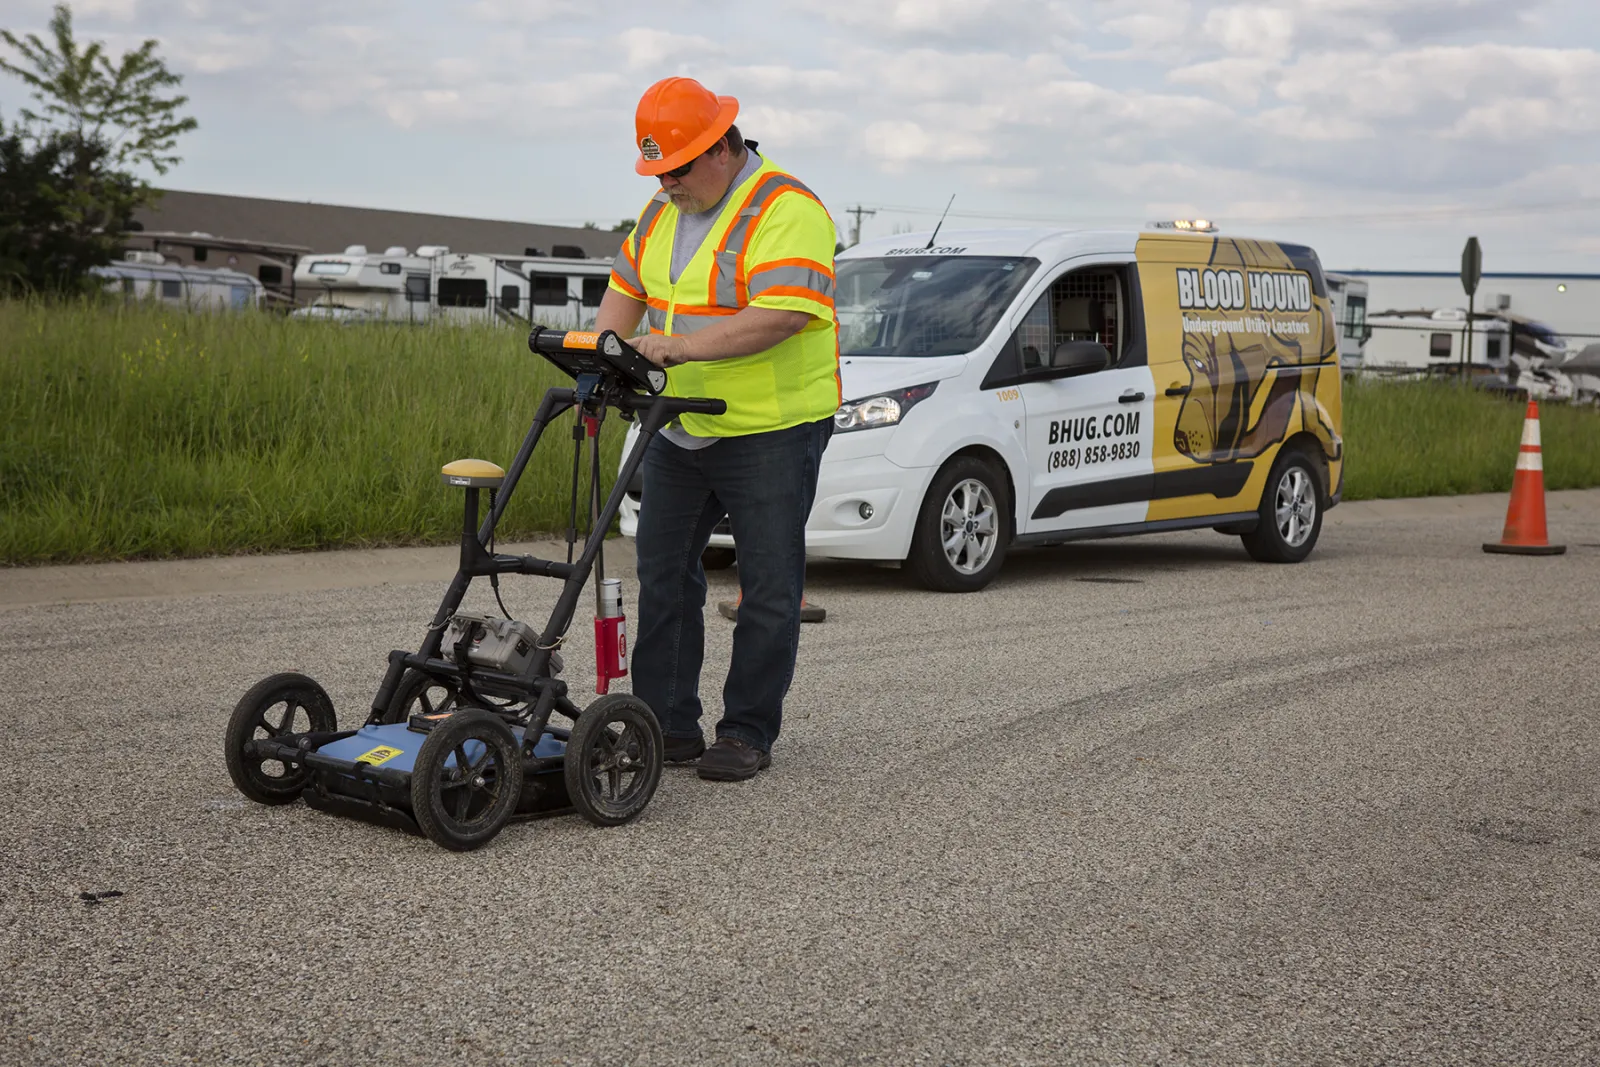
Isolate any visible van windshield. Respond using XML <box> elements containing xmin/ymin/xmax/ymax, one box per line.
<box><xmin>835</xmin><ymin>255</ymin><xmax>1038</xmax><ymax>357</ymax></box>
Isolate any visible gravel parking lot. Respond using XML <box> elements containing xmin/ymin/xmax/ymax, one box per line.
<box><xmin>3</xmin><ymin>490</ymin><xmax>1599</xmax><ymax>1066</ymax></box>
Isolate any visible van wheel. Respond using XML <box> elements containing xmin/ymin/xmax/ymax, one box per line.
<box><xmin>907</xmin><ymin>456</ymin><xmax>1010</xmax><ymax>592</ymax></box>
<box><xmin>1241</xmin><ymin>449</ymin><xmax>1323</xmax><ymax>563</ymax></box>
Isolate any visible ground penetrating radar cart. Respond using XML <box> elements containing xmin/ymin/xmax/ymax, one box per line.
<box><xmin>223</xmin><ymin>328</ymin><xmax>724</xmax><ymax>850</ymax></box>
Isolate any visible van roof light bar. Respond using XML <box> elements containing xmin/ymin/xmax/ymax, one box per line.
<box><xmin>1149</xmin><ymin>219</ymin><xmax>1217</xmax><ymax>233</ymax></box>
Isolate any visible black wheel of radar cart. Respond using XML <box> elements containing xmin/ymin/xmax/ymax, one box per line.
<box><xmin>410</xmin><ymin>711</ymin><xmax>524</xmax><ymax>851</ymax></box>
<box><xmin>701</xmin><ymin>546</ymin><xmax>738</xmax><ymax>572</ymax></box>
<box><xmin>565</xmin><ymin>694</ymin><xmax>664</xmax><ymax>827</ymax></box>
<box><xmin>225</xmin><ymin>672</ymin><xmax>337</xmax><ymax>805</ymax></box>
<box><xmin>907</xmin><ymin>455</ymin><xmax>1011</xmax><ymax>593</ymax></box>
<box><xmin>382</xmin><ymin>668</ymin><xmax>461</xmax><ymax>725</ymax></box>
<box><xmin>1241</xmin><ymin>448</ymin><xmax>1324</xmax><ymax>564</ymax></box>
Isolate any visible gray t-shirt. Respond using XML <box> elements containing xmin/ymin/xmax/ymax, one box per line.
<box><xmin>662</xmin><ymin>150</ymin><xmax>764</xmax><ymax>450</ymax></box>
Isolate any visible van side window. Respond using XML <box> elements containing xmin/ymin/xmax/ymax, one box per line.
<box><xmin>1018</xmin><ymin>268</ymin><xmax>1125</xmax><ymax>372</ymax></box>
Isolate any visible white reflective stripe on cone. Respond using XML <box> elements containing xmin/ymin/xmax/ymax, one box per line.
<box><xmin>1516</xmin><ymin>450</ymin><xmax>1543</xmax><ymax>471</ymax></box>
<box><xmin>1521</xmin><ymin>419</ymin><xmax>1542</xmax><ymax>448</ymax></box>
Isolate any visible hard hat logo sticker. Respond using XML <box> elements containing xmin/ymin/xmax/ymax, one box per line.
<box><xmin>640</xmin><ymin>135</ymin><xmax>662</xmax><ymax>161</ymax></box>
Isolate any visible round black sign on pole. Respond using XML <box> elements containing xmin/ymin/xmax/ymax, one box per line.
<box><xmin>1461</xmin><ymin>236</ymin><xmax>1482</xmax><ymax>378</ymax></box>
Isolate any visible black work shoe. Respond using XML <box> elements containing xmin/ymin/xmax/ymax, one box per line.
<box><xmin>697</xmin><ymin>736</ymin><xmax>771</xmax><ymax>781</ymax></box>
<box><xmin>663</xmin><ymin>734</ymin><xmax>706</xmax><ymax>763</ymax></box>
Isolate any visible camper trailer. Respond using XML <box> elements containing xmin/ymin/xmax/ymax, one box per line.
<box><xmin>1362</xmin><ymin>308</ymin><xmax>1514</xmax><ymax>375</ymax></box>
<box><xmin>432</xmin><ymin>252</ymin><xmax>613</xmax><ymax>327</ymax></box>
<box><xmin>291</xmin><ymin>245</ymin><xmax>614</xmax><ymax>326</ymax></box>
<box><xmin>291</xmin><ymin>245</ymin><xmax>447</xmax><ymax>322</ymax></box>
<box><xmin>1326</xmin><ymin>272</ymin><xmax>1370</xmax><ymax>370</ymax></box>
<box><xmin>94</xmin><ymin>252</ymin><xmax>264</xmax><ymax>311</ymax></box>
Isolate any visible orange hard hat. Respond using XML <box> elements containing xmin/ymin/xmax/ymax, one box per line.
<box><xmin>634</xmin><ymin>77</ymin><xmax>739</xmax><ymax>177</ymax></box>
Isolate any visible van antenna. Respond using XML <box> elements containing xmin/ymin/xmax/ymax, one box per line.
<box><xmin>925</xmin><ymin>195</ymin><xmax>956</xmax><ymax>250</ymax></box>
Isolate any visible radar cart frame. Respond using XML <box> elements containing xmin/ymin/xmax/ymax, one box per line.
<box><xmin>223</xmin><ymin>329</ymin><xmax>725</xmax><ymax>850</ymax></box>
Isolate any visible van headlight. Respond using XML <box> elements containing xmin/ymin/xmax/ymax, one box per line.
<box><xmin>833</xmin><ymin>382</ymin><xmax>938</xmax><ymax>433</ymax></box>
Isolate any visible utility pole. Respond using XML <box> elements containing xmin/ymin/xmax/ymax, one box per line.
<box><xmin>846</xmin><ymin>205</ymin><xmax>877</xmax><ymax>248</ymax></box>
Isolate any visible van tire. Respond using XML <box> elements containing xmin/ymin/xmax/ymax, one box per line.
<box><xmin>907</xmin><ymin>456</ymin><xmax>1010</xmax><ymax>592</ymax></box>
<box><xmin>1241</xmin><ymin>449</ymin><xmax>1324</xmax><ymax>563</ymax></box>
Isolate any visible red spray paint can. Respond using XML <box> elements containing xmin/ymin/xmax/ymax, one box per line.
<box><xmin>594</xmin><ymin>576</ymin><xmax>628</xmax><ymax>694</ymax></box>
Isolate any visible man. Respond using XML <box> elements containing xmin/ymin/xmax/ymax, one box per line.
<box><xmin>593</xmin><ymin>77</ymin><xmax>839</xmax><ymax>782</ymax></box>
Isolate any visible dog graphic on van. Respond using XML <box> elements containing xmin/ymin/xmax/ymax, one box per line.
<box><xmin>1171</xmin><ymin>238</ymin><xmax>1341</xmax><ymax>465</ymax></box>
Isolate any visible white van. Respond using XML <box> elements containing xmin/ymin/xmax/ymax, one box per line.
<box><xmin>617</xmin><ymin>225</ymin><xmax>1345</xmax><ymax>591</ymax></box>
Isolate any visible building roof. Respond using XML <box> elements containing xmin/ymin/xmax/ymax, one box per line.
<box><xmin>132</xmin><ymin>189</ymin><xmax>625</xmax><ymax>261</ymax></box>
<box><xmin>133</xmin><ymin>230</ymin><xmax>311</xmax><ymax>256</ymax></box>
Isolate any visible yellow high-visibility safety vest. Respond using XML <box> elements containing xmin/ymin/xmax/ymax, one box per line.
<box><xmin>609</xmin><ymin>156</ymin><xmax>841</xmax><ymax>438</ymax></box>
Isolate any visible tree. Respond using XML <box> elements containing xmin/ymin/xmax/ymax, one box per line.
<box><xmin>612</xmin><ymin>218</ymin><xmax>636</xmax><ymax>235</ymax></box>
<box><xmin>0</xmin><ymin>3</ymin><xmax>196</xmax><ymax>292</ymax></box>
<box><xmin>0</xmin><ymin>120</ymin><xmax>140</xmax><ymax>293</ymax></box>
<box><xmin>1</xmin><ymin>3</ymin><xmax>197</xmax><ymax>176</ymax></box>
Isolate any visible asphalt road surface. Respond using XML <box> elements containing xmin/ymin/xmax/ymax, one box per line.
<box><xmin>3</xmin><ymin>491</ymin><xmax>1599</xmax><ymax>1066</ymax></box>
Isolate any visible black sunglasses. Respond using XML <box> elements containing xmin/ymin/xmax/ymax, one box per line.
<box><xmin>662</xmin><ymin>155</ymin><xmax>700</xmax><ymax>180</ymax></box>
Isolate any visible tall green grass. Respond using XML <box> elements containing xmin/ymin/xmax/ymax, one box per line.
<box><xmin>1340</xmin><ymin>376</ymin><xmax>1600</xmax><ymax>500</ymax></box>
<box><xmin>3</xmin><ymin>300</ymin><xmax>1598</xmax><ymax>563</ymax></box>
<box><xmin>1</xmin><ymin>299</ymin><xmax>626</xmax><ymax>563</ymax></box>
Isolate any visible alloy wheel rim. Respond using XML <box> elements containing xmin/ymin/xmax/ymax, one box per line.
<box><xmin>1275</xmin><ymin>468</ymin><xmax>1316</xmax><ymax>548</ymax></box>
<box><xmin>940</xmin><ymin>479</ymin><xmax>998</xmax><ymax>575</ymax></box>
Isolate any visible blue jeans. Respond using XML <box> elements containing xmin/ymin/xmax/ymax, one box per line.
<box><xmin>632</xmin><ymin>417</ymin><xmax>832</xmax><ymax>752</ymax></box>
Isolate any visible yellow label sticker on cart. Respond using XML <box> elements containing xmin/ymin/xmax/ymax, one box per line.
<box><xmin>356</xmin><ymin>745</ymin><xmax>403</xmax><ymax>766</ymax></box>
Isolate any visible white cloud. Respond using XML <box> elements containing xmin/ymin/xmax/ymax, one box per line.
<box><xmin>1167</xmin><ymin>56</ymin><xmax>1281</xmax><ymax>107</ymax></box>
<box><xmin>1201</xmin><ymin>5</ymin><xmax>1295</xmax><ymax>54</ymax></box>
<box><xmin>3</xmin><ymin>0</ymin><xmax>1598</xmax><ymax>266</ymax></box>
<box><xmin>467</xmin><ymin>0</ymin><xmax>585</xmax><ymax>22</ymax></box>
<box><xmin>75</xmin><ymin>0</ymin><xmax>140</xmax><ymax>19</ymax></box>
<box><xmin>798</xmin><ymin>0</ymin><xmax>1083</xmax><ymax>47</ymax></box>
<box><xmin>616</xmin><ymin>27</ymin><xmax>722</xmax><ymax>69</ymax></box>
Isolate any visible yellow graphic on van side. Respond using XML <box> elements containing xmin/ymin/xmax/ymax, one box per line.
<box><xmin>1137</xmin><ymin>235</ymin><xmax>1344</xmax><ymax>523</ymax></box>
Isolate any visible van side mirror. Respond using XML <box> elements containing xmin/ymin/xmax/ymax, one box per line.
<box><xmin>1038</xmin><ymin>340</ymin><xmax>1111</xmax><ymax>379</ymax></box>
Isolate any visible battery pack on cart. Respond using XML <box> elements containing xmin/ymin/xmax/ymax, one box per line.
<box><xmin>443</xmin><ymin>611</ymin><xmax>539</xmax><ymax>674</ymax></box>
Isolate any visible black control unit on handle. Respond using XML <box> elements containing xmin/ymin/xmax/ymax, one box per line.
<box><xmin>528</xmin><ymin>328</ymin><xmax>668</xmax><ymax>396</ymax></box>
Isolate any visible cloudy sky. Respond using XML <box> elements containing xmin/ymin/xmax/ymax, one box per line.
<box><xmin>4</xmin><ymin>0</ymin><xmax>1600</xmax><ymax>270</ymax></box>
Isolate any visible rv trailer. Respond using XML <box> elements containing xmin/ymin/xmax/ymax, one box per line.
<box><xmin>291</xmin><ymin>246</ymin><xmax>614</xmax><ymax>326</ymax></box>
<box><xmin>291</xmin><ymin>245</ymin><xmax>447</xmax><ymax>323</ymax></box>
<box><xmin>1325</xmin><ymin>272</ymin><xmax>1370</xmax><ymax>370</ymax></box>
<box><xmin>433</xmin><ymin>252</ymin><xmax>614</xmax><ymax>327</ymax></box>
<box><xmin>94</xmin><ymin>253</ymin><xmax>264</xmax><ymax>311</ymax></box>
<box><xmin>1362</xmin><ymin>307</ymin><xmax>1513</xmax><ymax>376</ymax></box>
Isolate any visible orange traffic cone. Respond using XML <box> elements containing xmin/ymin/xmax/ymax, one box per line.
<box><xmin>1483</xmin><ymin>400</ymin><xmax>1566</xmax><ymax>556</ymax></box>
<box><xmin>716</xmin><ymin>589</ymin><xmax>826</xmax><ymax>622</ymax></box>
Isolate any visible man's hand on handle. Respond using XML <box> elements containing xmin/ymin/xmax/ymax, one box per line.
<box><xmin>632</xmin><ymin>333</ymin><xmax>693</xmax><ymax>368</ymax></box>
